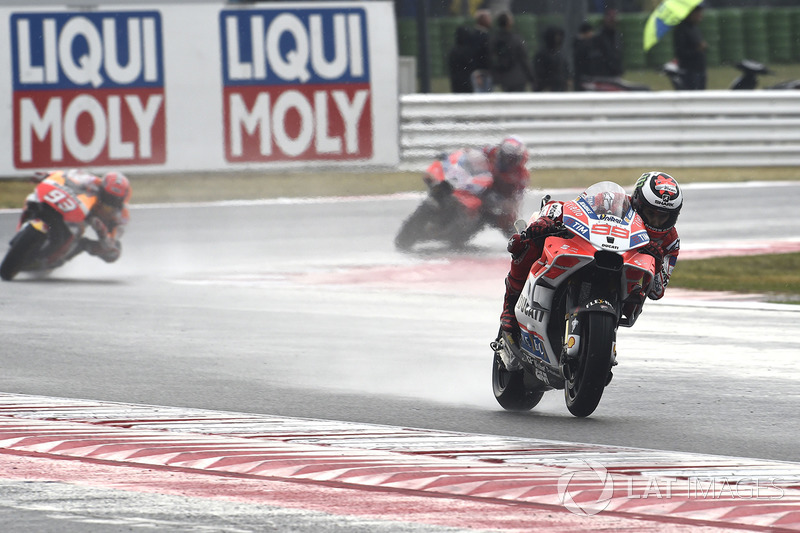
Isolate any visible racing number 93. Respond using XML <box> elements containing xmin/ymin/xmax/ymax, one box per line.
<box><xmin>43</xmin><ymin>188</ymin><xmax>78</xmax><ymax>213</ymax></box>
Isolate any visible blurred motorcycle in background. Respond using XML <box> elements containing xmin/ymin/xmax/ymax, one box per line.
<box><xmin>1</xmin><ymin>171</ymin><xmax>96</xmax><ymax>280</ymax></box>
<box><xmin>395</xmin><ymin>148</ymin><xmax>497</xmax><ymax>251</ymax></box>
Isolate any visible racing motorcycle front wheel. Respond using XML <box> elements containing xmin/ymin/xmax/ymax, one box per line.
<box><xmin>0</xmin><ymin>223</ymin><xmax>47</xmax><ymax>281</ymax></box>
<box><xmin>395</xmin><ymin>201</ymin><xmax>438</xmax><ymax>251</ymax></box>
<box><xmin>492</xmin><ymin>352</ymin><xmax>544</xmax><ymax>411</ymax></box>
<box><xmin>563</xmin><ymin>312</ymin><xmax>615</xmax><ymax>417</ymax></box>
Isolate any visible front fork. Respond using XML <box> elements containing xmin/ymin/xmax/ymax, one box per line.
<box><xmin>10</xmin><ymin>219</ymin><xmax>48</xmax><ymax>248</ymax></box>
<box><xmin>560</xmin><ymin>282</ymin><xmax>620</xmax><ymax>384</ymax></box>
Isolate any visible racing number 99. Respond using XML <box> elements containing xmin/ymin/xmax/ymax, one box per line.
<box><xmin>591</xmin><ymin>223</ymin><xmax>630</xmax><ymax>239</ymax></box>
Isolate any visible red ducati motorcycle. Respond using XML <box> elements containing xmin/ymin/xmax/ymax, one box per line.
<box><xmin>395</xmin><ymin>149</ymin><xmax>494</xmax><ymax>251</ymax></box>
<box><xmin>491</xmin><ymin>182</ymin><xmax>658</xmax><ymax>417</ymax></box>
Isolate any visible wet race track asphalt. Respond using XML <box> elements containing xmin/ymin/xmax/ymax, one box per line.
<box><xmin>1</xmin><ymin>180</ymin><xmax>799</xmax><ymax>531</ymax></box>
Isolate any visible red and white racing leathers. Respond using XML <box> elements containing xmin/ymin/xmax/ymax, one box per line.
<box><xmin>500</xmin><ymin>198</ymin><xmax>680</xmax><ymax>333</ymax></box>
<box><xmin>483</xmin><ymin>145</ymin><xmax>531</xmax><ymax>232</ymax></box>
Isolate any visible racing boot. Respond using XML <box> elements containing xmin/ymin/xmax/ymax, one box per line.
<box><xmin>499</xmin><ymin>219</ymin><xmax>553</xmax><ymax>335</ymax></box>
<box><xmin>500</xmin><ymin>277</ymin><xmax>523</xmax><ymax>335</ymax></box>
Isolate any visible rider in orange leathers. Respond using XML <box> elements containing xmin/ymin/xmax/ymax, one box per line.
<box><xmin>28</xmin><ymin>169</ymin><xmax>132</xmax><ymax>263</ymax></box>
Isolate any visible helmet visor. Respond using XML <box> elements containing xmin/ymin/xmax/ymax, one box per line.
<box><xmin>639</xmin><ymin>203</ymin><xmax>677</xmax><ymax>231</ymax></box>
<box><xmin>497</xmin><ymin>151</ymin><xmax>521</xmax><ymax>173</ymax></box>
<box><xmin>101</xmin><ymin>190</ymin><xmax>125</xmax><ymax>208</ymax></box>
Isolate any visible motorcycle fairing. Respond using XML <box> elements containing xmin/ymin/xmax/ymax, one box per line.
<box><xmin>621</xmin><ymin>250</ymin><xmax>656</xmax><ymax>296</ymax></box>
<box><xmin>14</xmin><ymin>175</ymin><xmax>95</xmax><ymax>272</ymax></box>
<box><xmin>519</xmin><ymin>326</ymin><xmax>547</xmax><ymax>362</ymax></box>
<box><xmin>563</xmin><ymin>194</ymin><xmax>655</xmax><ymax>301</ymax></box>
<box><xmin>34</xmin><ymin>179</ymin><xmax>94</xmax><ymax>225</ymax></box>
<box><xmin>452</xmin><ymin>189</ymin><xmax>483</xmax><ymax>212</ymax></box>
<box><xmin>515</xmin><ymin>183</ymin><xmax>656</xmax><ymax>368</ymax></box>
<box><xmin>564</xmin><ymin>200</ymin><xmax>650</xmax><ymax>251</ymax></box>
<box><xmin>627</xmin><ymin>210</ymin><xmax>649</xmax><ymax>249</ymax></box>
<box><xmin>425</xmin><ymin>150</ymin><xmax>493</xmax><ymax>213</ymax></box>
<box><xmin>517</xmin><ymin>235</ymin><xmax>596</xmax><ymax>366</ymax></box>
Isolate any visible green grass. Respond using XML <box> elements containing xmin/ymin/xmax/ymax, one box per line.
<box><xmin>2</xmin><ymin>166</ymin><xmax>798</xmax><ymax>209</ymax></box>
<box><xmin>610</xmin><ymin>63</ymin><xmax>800</xmax><ymax>92</ymax></box>
<box><xmin>669</xmin><ymin>253</ymin><xmax>800</xmax><ymax>300</ymax></box>
<box><xmin>430</xmin><ymin>63</ymin><xmax>800</xmax><ymax>92</ymax></box>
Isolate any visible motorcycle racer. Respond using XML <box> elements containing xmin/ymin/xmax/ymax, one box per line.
<box><xmin>499</xmin><ymin>171</ymin><xmax>682</xmax><ymax>335</ymax></box>
<box><xmin>31</xmin><ymin>169</ymin><xmax>132</xmax><ymax>263</ymax></box>
<box><xmin>483</xmin><ymin>135</ymin><xmax>531</xmax><ymax>235</ymax></box>
<box><xmin>427</xmin><ymin>148</ymin><xmax>494</xmax><ymax>195</ymax></box>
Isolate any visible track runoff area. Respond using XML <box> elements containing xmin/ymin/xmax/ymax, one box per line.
<box><xmin>1</xmin><ymin>393</ymin><xmax>799</xmax><ymax>531</ymax></box>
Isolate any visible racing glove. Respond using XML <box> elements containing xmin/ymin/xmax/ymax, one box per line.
<box><xmin>507</xmin><ymin>217</ymin><xmax>561</xmax><ymax>260</ymax></box>
<box><xmin>86</xmin><ymin>218</ymin><xmax>121</xmax><ymax>262</ymax></box>
<box><xmin>91</xmin><ymin>217</ymin><xmax>109</xmax><ymax>239</ymax></box>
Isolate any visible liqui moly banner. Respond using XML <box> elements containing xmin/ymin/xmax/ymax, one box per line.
<box><xmin>10</xmin><ymin>11</ymin><xmax>166</xmax><ymax>169</ymax></box>
<box><xmin>0</xmin><ymin>3</ymin><xmax>398</xmax><ymax>176</ymax></box>
<box><xmin>220</xmin><ymin>7</ymin><xmax>373</xmax><ymax>162</ymax></box>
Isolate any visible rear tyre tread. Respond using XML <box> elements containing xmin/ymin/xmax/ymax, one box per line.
<box><xmin>492</xmin><ymin>353</ymin><xmax>544</xmax><ymax>411</ymax></box>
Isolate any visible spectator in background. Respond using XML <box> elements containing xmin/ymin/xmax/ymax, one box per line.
<box><xmin>489</xmin><ymin>11</ymin><xmax>535</xmax><ymax>92</ymax></box>
<box><xmin>468</xmin><ymin>9</ymin><xmax>493</xmax><ymax>93</ymax></box>
<box><xmin>532</xmin><ymin>26</ymin><xmax>569</xmax><ymax>92</ymax></box>
<box><xmin>448</xmin><ymin>26</ymin><xmax>476</xmax><ymax>93</ymax></box>
<box><xmin>592</xmin><ymin>8</ymin><xmax>624</xmax><ymax>77</ymax></box>
<box><xmin>572</xmin><ymin>21</ymin><xmax>600</xmax><ymax>91</ymax></box>
<box><xmin>673</xmin><ymin>5</ymin><xmax>707</xmax><ymax>90</ymax></box>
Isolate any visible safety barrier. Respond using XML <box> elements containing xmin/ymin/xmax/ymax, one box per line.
<box><xmin>399</xmin><ymin>91</ymin><xmax>800</xmax><ymax>170</ymax></box>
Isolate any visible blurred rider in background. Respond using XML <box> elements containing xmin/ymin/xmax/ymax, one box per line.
<box><xmin>498</xmin><ymin>171</ymin><xmax>682</xmax><ymax>336</ymax></box>
<box><xmin>482</xmin><ymin>135</ymin><xmax>531</xmax><ymax>235</ymax></box>
<box><xmin>40</xmin><ymin>169</ymin><xmax>132</xmax><ymax>263</ymax></box>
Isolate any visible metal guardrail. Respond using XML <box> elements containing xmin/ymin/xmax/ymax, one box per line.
<box><xmin>398</xmin><ymin>91</ymin><xmax>800</xmax><ymax>170</ymax></box>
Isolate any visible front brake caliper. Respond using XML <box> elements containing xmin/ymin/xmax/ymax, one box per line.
<box><xmin>562</xmin><ymin>312</ymin><xmax>581</xmax><ymax>360</ymax></box>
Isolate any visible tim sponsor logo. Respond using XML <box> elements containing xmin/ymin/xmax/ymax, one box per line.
<box><xmin>11</xmin><ymin>11</ymin><xmax>166</xmax><ymax>168</ymax></box>
<box><xmin>220</xmin><ymin>8</ymin><xmax>372</xmax><ymax>162</ymax></box>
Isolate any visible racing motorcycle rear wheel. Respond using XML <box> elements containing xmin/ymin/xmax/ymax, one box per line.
<box><xmin>492</xmin><ymin>352</ymin><xmax>544</xmax><ymax>411</ymax></box>
<box><xmin>0</xmin><ymin>223</ymin><xmax>47</xmax><ymax>281</ymax></box>
<box><xmin>563</xmin><ymin>312</ymin><xmax>615</xmax><ymax>417</ymax></box>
